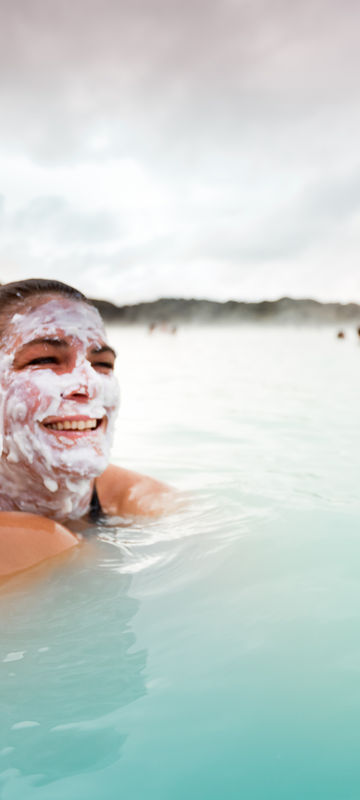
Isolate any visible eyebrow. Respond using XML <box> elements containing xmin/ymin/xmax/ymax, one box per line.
<box><xmin>18</xmin><ymin>338</ymin><xmax>117</xmax><ymax>358</ymax></box>
<box><xmin>89</xmin><ymin>345</ymin><xmax>117</xmax><ymax>359</ymax></box>
<box><xmin>19</xmin><ymin>337</ymin><xmax>69</xmax><ymax>350</ymax></box>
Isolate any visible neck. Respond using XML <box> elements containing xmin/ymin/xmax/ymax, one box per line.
<box><xmin>0</xmin><ymin>458</ymin><xmax>94</xmax><ymax>520</ymax></box>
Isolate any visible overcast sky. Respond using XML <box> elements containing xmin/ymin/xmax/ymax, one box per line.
<box><xmin>1</xmin><ymin>0</ymin><xmax>360</xmax><ymax>304</ymax></box>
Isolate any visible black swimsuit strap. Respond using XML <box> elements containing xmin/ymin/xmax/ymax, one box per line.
<box><xmin>88</xmin><ymin>482</ymin><xmax>103</xmax><ymax>521</ymax></box>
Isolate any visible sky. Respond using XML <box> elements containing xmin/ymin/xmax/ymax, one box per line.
<box><xmin>1</xmin><ymin>0</ymin><xmax>360</xmax><ymax>305</ymax></box>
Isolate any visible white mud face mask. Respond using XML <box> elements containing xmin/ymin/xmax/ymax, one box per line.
<box><xmin>0</xmin><ymin>297</ymin><xmax>120</xmax><ymax>519</ymax></box>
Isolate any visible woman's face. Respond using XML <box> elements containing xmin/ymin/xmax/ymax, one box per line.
<box><xmin>0</xmin><ymin>295</ymin><xmax>120</xmax><ymax>482</ymax></box>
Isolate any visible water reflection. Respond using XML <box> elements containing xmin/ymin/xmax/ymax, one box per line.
<box><xmin>0</xmin><ymin>547</ymin><xmax>146</xmax><ymax>790</ymax></box>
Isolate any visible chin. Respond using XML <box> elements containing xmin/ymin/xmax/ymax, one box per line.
<box><xmin>54</xmin><ymin>447</ymin><xmax>109</xmax><ymax>479</ymax></box>
<box><xmin>37</xmin><ymin>434</ymin><xmax>111</xmax><ymax>479</ymax></box>
<box><xmin>4</xmin><ymin>426</ymin><xmax>110</xmax><ymax>483</ymax></box>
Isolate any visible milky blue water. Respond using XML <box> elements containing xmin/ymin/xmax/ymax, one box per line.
<box><xmin>1</xmin><ymin>325</ymin><xmax>360</xmax><ymax>799</ymax></box>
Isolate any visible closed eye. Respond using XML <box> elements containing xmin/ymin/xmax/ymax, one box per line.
<box><xmin>27</xmin><ymin>356</ymin><xmax>59</xmax><ymax>366</ymax></box>
<box><xmin>92</xmin><ymin>361</ymin><xmax>114</xmax><ymax>371</ymax></box>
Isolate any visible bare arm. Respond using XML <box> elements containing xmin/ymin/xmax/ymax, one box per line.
<box><xmin>0</xmin><ymin>467</ymin><xmax>175</xmax><ymax>578</ymax></box>
<box><xmin>96</xmin><ymin>464</ymin><xmax>177</xmax><ymax>517</ymax></box>
<box><xmin>0</xmin><ymin>512</ymin><xmax>78</xmax><ymax>579</ymax></box>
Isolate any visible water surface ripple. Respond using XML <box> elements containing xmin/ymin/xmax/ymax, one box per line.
<box><xmin>1</xmin><ymin>326</ymin><xmax>360</xmax><ymax>799</ymax></box>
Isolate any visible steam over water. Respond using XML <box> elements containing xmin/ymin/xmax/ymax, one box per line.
<box><xmin>1</xmin><ymin>325</ymin><xmax>360</xmax><ymax>799</ymax></box>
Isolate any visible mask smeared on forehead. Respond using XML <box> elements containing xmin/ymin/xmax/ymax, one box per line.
<box><xmin>4</xmin><ymin>297</ymin><xmax>105</xmax><ymax>346</ymax></box>
<box><xmin>0</xmin><ymin>297</ymin><xmax>120</xmax><ymax>517</ymax></box>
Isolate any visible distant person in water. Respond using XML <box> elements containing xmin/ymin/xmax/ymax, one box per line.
<box><xmin>0</xmin><ymin>279</ymin><xmax>174</xmax><ymax>578</ymax></box>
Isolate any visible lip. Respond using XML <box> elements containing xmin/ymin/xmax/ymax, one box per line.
<box><xmin>40</xmin><ymin>415</ymin><xmax>106</xmax><ymax>435</ymax></box>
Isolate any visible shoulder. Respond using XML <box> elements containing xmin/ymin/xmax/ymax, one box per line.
<box><xmin>0</xmin><ymin>512</ymin><xmax>78</xmax><ymax>579</ymax></box>
<box><xmin>96</xmin><ymin>464</ymin><xmax>176</xmax><ymax>517</ymax></box>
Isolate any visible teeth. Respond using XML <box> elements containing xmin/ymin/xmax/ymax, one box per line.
<box><xmin>44</xmin><ymin>419</ymin><xmax>99</xmax><ymax>431</ymax></box>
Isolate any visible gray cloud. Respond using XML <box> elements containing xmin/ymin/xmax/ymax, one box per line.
<box><xmin>12</xmin><ymin>196</ymin><xmax>120</xmax><ymax>243</ymax></box>
<box><xmin>0</xmin><ymin>0</ymin><xmax>359</xmax><ymax>301</ymax></box>
<box><xmin>1</xmin><ymin>0</ymin><xmax>359</xmax><ymax>163</ymax></box>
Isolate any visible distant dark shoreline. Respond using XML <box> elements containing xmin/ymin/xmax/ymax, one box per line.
<box><xmin>91</xmin><ymin>296</ymin><xmax>360</xmax><ymax>326</ymax></box>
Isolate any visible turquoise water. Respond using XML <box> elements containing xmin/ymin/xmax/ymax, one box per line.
<box><xmin>1</xmin><ymin>326</ymin><xmax>360</xmax><ymax>799</ymax></box>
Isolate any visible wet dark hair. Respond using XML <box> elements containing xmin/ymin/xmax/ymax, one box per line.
<box><xmin>0</xmin><ymin>278</ymin><xmax>91</xmax><ymax>312</ymax></box>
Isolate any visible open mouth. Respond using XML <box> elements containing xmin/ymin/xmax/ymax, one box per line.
<box><xmin>41</xmin><ymin>416</ymin><xmax>104</xmax><ymax>433</ymax></box>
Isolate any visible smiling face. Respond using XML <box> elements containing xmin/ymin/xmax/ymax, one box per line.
<box><xmin>0</xmin><ymin>294</ymin><xmax>120</xmax><ymax>484</ymax></box>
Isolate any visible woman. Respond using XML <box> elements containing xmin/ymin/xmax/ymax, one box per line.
<box><xmin>0</xmin><ymin>278</ymin><xmax>173</xmax><ymax>577</ymax></box>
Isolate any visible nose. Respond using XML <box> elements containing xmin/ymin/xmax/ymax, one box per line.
<box><xmin>60</xmin><ymin>361</ymin><xmax>99</xmax><ymax>402</ymax></box>
<box><xmin>62</xmin><ymin>385</ymin><xmax>90</xmax><ymax>403</ymax></box>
